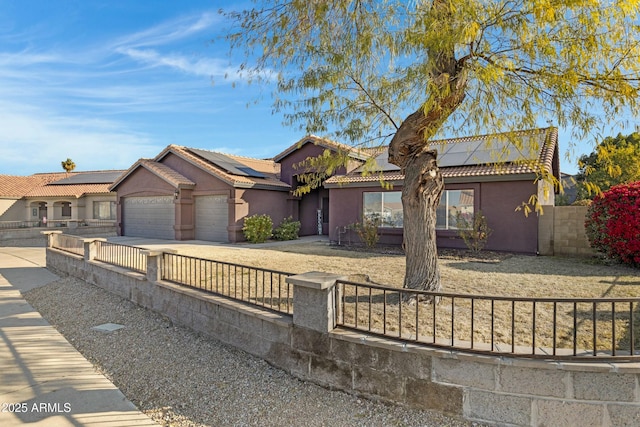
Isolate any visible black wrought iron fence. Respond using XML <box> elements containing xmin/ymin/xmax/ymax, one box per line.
<box><xmin>336</xmin><ymin>279</ymin><xmax>640</xmax><ymax>360</ymax></box>
<box><xmin>52</xmin><ymin>234</ymin><xmax>85</xmax><ymax>256</ymax></box>
<box><xmin>162</xmin><ymin>253</ymin><xmax>294</xmax><ymax>315</ymax></box>
<box><xmin>94</xmin><ymin>240</ymin><xmax>147</xmax><ymax>273</ymax></box>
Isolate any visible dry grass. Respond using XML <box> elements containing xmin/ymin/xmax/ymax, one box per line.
<box><xmin>153</xmin><ymin>241</ymin><xmax>640</xmax><ymax>355</ymax></box>
<box><xmin>170</xmin><ymin>241</ymin><xmax>640</xmax><ymax>297</ymax></box>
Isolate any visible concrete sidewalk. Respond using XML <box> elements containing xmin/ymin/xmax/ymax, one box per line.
<box><xmin>0</xmin><ymin>247</ymin><xmax>157</xmax><ymax>426</ymax></box>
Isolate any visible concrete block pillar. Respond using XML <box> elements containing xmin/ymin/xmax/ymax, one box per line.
<box><xmin>537</xmin><ymin>205</ymin><xmax>554</xmax><ymax>256</ymax></box>
<box><xmin>144</xmin><ymin>249</ymin><xmax>176</xmax><ymax>282</ymax></box>
<box><xmin>40</xmin><ymin>230</ymin><xmax>62</xmax><ymax>247</ymax></box>
<box><xmin>83</xmin><ymin>238</ymin><xmax>106</xmax><ymax>261</ymax></box>
<box><xmin>141</xmin><ymin>250</ymin><xmax>164</xmax><ymax>282</ymax></box>
<box><xmin>286</xmin><ymin>271</ymin><xmax>346</xmax><ymax>333</ymax></box>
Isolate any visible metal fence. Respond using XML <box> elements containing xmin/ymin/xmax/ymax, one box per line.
<box><xmin>94</xmin><ymin>240</ymin><xmax>147</xmax><ymax>273</ymax></box>
<box><xmin>0</xmin><ymin>219</ymin><xmax>116</xmax><ymax>229</ymax></box>
<box><xmin>82</xmin><ymin>219</ymin><xmax>117</xmax><ymax>227</ymax></box>
<box><xmin>162</xmin><ymin>253</ymin><xmax>294</xmax><ymax>315</ymax></box>
<box><xmin>336</xmin><ymin>279</ymin><xmax>640</xmax><ymax>360</ymax></box>
<box><xmin>0</xmin><ymin>220</ymin><xmax>42</xmax><ymax>229</ymax></box>
<box><xmin>52</xmin><ymin>234</ymin><xmax>85</xmax><ymax>256</ymax></box>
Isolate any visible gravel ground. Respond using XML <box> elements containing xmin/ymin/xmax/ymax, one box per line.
<box><xmin>24</xmin><ymin>276</ymin><xmax>482</xmax><ymax>427</ymax></box>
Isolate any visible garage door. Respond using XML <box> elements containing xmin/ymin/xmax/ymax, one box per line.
<box><xmin>123</xmin><ymin>196</ymin><xmax>175</xmax><ymax>239</ymax></box>
<box><xmin>194</xmin><ymin>195</ymin><xmax>228</xmax><ymax>242</ymax></box>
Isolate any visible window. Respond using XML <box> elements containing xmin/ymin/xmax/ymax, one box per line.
<box><xmin>363</xmin><ymin>192</ymin><xmax>403</xmax><ymax>227</ymax></box>
<box><xmin>363</xmin><ymin>189</ymin><xmax>475</xmax><ymax>230</ymax></box>
<box><xmin>93</xmin><ymin>201</ymin><xmax>116</xmax><ymax>220</ymax></box>
<box><xmin>436</xmin><ymin>189</ymin><xmax>474</xmax><ymax>230</ymax></box>
<box><xmin>61</xmin><ymin>202</ymin><xmax>71</xmax><ymax>217</ymax></box>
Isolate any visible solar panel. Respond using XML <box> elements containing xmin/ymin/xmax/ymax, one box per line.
<box><xmin>437</xmin><ymin>151</ymin><xmax>474</xmax><ymax>167</ymax></box>
<box><xmin>50</xmin><ymin>171</ymin><xmax>124</xmax><ymax>185</ymax></box>
<box><xmin>188</xmin><ymin>148</ymin><xmax>266</xmax><ymax>178</ymax></box>
<box><xmin>434</xmin><ymin>134</ymin><xmax>540</xmax><ymax>167</ymax></box>
<box><xmin>350</xmin><ymin>131</ymin><xmax>544</xmax><ymax>174</ymax></box>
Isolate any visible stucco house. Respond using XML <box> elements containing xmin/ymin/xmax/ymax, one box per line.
<box><xmin>0</xmin><ymin>171</ymin><xmax>122</xmax><ymax>226</ymax></box>
<box><xmin>109</xmin><ymin>136</ymin><xmax>365</xmax><ymax>242</ymax></box>
<box><xmin>110</xmin><ymin>127</ymin><xmax>560</xmax><ymax>253</ymax></box>
<box><xmin>325</xmin><ymin>127</ymin><xmax>559</xmax><ymax>253</ymax></box>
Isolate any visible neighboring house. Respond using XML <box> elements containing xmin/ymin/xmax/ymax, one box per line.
<box><xmin>111</xmin><ymin>128</ymin><xmax>560</xmax><ymax>253</ymax></box>
<box><xmin>0</xmin><ymin>171</ymin><xmax>123</xmax><ymax>226</ymax></box>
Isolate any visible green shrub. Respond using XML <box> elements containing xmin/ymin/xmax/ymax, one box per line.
<box><xmin>273</xmin><ymin>216</ymin><xmax>301</xmax><ymax>241</ymax></box>
<box><xmin>455</xmin><ymin>210</ymin><xmax>492</xmax><ymax>253</ymax></box>
<box><xmin>242</xmin><ymin>214</ymin><xmax>273</xmax><ymax>243</ymax></box>
<box><xmin>352</xmin><ymin>215</ymin><xmax>381</xmax><ymax>249</ymax></box>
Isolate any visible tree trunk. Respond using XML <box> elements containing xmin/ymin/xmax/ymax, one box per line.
<box><xmin>385</xmin><ymin>0</ymin><xmax>467</xmax><ymax>294</ymax></box>
<box><xmin>388</xmin><ymin>104</ymin><xmax>461</xmax><ymax>294</ymax></box>
<box><xmin>401</xmin><ymin>148</ymin><xmax>444</xmax><ymax>292</ymax></box>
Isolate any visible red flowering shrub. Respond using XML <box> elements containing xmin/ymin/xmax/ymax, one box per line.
<box><xmin>585</xmin><ymin>181</ymin><xmax>640</xmax><ymax>267</ymax></box>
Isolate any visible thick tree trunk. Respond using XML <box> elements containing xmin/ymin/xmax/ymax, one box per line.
<box><xmin>388</xmin><ymin>105</ymin><xmax>459</xmax><ymax>294</ymax></box>
<box><xmin>401</xmin><ymin>148</ymin><xmax>444</xmax><ymax>292</ymax></box>
<box><xmin>385</xmin><ymin>0</ymin><xmax>467</xmax><ymax>294</ymax></box>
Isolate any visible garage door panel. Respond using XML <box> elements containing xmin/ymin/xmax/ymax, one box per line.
<box><xmin>123</xmin><ymin>196</ymin><xmax>175</xmax><ymax>239</ymax></box>
<box><xmin>195</xmin><ymin>195</ymin><xmax>228</xmax><ymax>242</ymax></box>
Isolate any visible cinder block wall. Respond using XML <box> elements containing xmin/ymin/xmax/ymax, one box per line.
<box><xmin>46</xmin><ymin>247</ymin><xmax>640</xmax><ymax>427</ymax></box>
<box><xmin>553</xmin><ymin>206</ymin><xmax>595</xmax><ymax>256</ymax></box>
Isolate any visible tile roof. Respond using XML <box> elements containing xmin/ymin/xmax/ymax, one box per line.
<box><xmin>1</xmin><ymin>171</ymin><xmax>122</xmax><ymax>199</ymax></box>
<box><xmin>325</xmin><ymin>127</ymin><xmax>559</xmax><ymax>186</ymax></box>
<box><xmin>158</xmin><ymin>145</ymin><xmax>290</xmax><ymax>190</ymax></box>
<box><xmin>0</xmin><ymin>174</ymin><xmax>58</xmax><ymax>198</ymax></box>
<box><xmin>110</xmin><ymin>160</ymin><xmax>196</xmax><ymax>191</ymax></box>
<box><xmin>24</xmin><ymin>183</ymin><xmax>114</xmax><ymax>198</ymax></box>
<box><xmin>272</xmin><ymin>135</ymin><xmax>370</xmax><ymax>162</ymax></box>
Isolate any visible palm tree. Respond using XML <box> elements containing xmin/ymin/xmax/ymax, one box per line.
<box><xmin>61</xmin><ymin>158</ymin><xmax>76</xmax><ymax>176</ymax></box>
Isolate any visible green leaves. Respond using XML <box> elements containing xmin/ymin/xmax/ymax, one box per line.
<box><xmin>576</xmin><ymin>132</ymin><xmax>640</xmax><ymax>199</ymax></box>
<box><xmin>224</xmin><ymin>0</ymin><xmax>640</xmax><ymax>162</ymax></box>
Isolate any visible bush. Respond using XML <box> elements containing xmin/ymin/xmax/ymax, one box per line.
<box><xmin>242</xmin><ymin>214</ymin><xmax>273</xmax><ymax>243</ymax></box>
<box><xmin>572</xmin><ymin>198</ymin><xmax>592</xmax><ymax>206</ymax></box>
<box><xmin>585</xmin><ymin>181</ymin><xmax>640</xmax><ymax>267</ymax></box>
<box><xmin>455</xmin><ymin>210</ymin><xmax>492</xmax><ymax>253</ymax></box>
<box><xmin>273</xmin><ymin>216</ymin><xmax>301</xmax><ymax>241</ymax></box>
<box><xmin>352</xmin><ymin>215</ymin><xmax>381</xmax><ymax>249</ymax></box>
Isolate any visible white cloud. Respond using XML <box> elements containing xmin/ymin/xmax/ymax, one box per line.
<box><xmin>0</xmin><ymin>102</ymin><xmax>160</xmax><ymax>175</ymax></box>
<box><xmin>117</xmin><ymin>47</ymin><xmax>254</xmax><ymax>81</ymax></box>
<box><xmin>111</xmin><ymin>12</ymin><xmax>220</xmax><ymax>50</ymax></box>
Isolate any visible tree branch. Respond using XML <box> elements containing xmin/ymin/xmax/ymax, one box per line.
<box><xmin>348</xmin><ymin>75</ymin><xmax>399</xmax><ymax>130</ymax></box>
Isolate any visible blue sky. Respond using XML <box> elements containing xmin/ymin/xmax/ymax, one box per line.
<box><xmin>0</xmin><ymin>0</ymin><xmax>301</xmax><ymax>176</ymax></box>
<box><xmin>0</xmin><ymin>1</ymin><xmax>632</xmax><ymax>176</ymax></box>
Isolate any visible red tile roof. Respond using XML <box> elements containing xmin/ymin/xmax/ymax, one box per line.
<box><xmin>0</xmin><ymin>171</ymin><xmax>122</xmax><ymax>199</ymax></box>
<box><xmin>24</xmin><ymin>183</ymin><xmax>114</xmax><ymax>198</ymax></box>
<box><xmin>0</xmin><ymin>174</ymin><xmax>59</xmax><ymax>198</ymax></box>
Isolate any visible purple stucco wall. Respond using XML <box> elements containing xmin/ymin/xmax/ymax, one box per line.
<box><xmin>114</xmin><ymin>153</ymin><xmax>290</xmax><ymax>242</ymax></box>
<box><xmin>328</xmin><ymin>179</ymin><xmax>540</xmax><ymax>254</ymax></box>
<box><xmin>278</xmin><ymin>141</ymin><xmax>339</xmax><ymax>236</ymax></box>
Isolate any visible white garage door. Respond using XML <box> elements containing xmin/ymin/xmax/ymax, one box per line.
<box><xmin>194</xmin><ymin>195</ymin><xmax>228</xmax><ymax>242</ymax></box>
<box><xmin>123</xmin><ymin>196</ymin><xmax>175</xmax><ymax>240</ymax></box>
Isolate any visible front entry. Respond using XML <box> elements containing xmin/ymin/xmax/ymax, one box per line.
<box><xmin>298</xmin><ymin>187</ymin><xmax>329</xmax><ymax>236</ymax></box>
<box><xmin>38</xmin><ymin>202</ymin><xmax>47</xmax><ymax>225</ymax></box>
